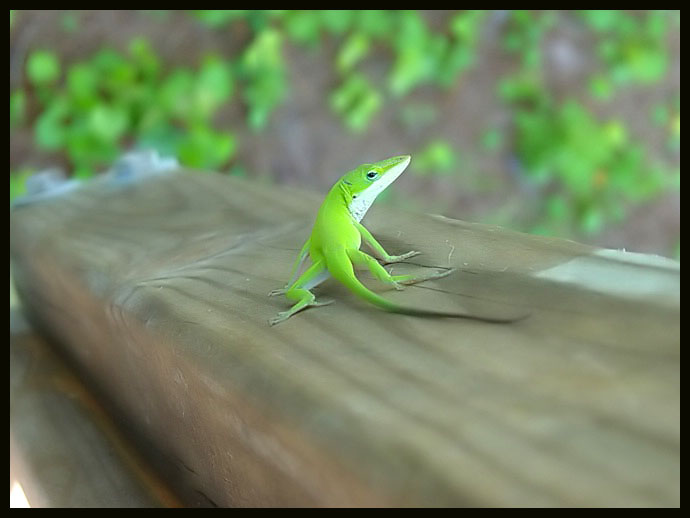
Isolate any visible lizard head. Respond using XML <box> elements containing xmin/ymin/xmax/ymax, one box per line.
<box><xmin>340</xmin><ymin>155</ymin><xmax>411</xmax><ymax>222</ymax></box>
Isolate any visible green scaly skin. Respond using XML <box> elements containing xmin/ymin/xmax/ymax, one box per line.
<box><xmin>269</xmin><ymin>155</ymin><xmax>524</xmax><ymax>326</ymax></box>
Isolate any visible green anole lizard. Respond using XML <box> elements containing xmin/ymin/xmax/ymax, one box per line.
<box><xmin>269</xmin><ymin>155</ymin><xmax>523</xmax><ymax>326</ymax></box>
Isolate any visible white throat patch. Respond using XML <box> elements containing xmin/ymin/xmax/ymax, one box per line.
<box><xmin>348</xmin><ymin>156</ymin><xmax>410</xmax><ymax>222</ymax></box>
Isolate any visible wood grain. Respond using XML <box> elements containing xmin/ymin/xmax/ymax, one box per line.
<box><xmin>10</xmin><ymin>170</ymin><xmax>679</xmax><ymax>507</ymax></box>
<box><xmin>10</xmin><ymin>307</ymin><xmax>179</xmax><ymax>507</ymax></box>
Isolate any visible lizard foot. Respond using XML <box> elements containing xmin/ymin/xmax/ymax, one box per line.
<box><xmin>311</xmin><ymin>298</ymin><xmax>335</xmax><ymax>307</ymax></box>
<box><xmin>269</xmin><ymin>312</ymin><xmax>291</xmax><ymax>326</ymax></box>
<box><xmin>398</xmin><ymin>267</ymin><xmax>457</xmax><ymax>286</ymax></box>
<box><xmin>269</xmin><ymin>299</ymin><xmax>335</xmax><ymax>326</ymax></box>
<box><xmin>384</xmin><ymin>250</ymin><xmax>421</xmax><ymax>264</ymax></box>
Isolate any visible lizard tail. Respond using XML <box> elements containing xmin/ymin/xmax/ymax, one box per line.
<box><xmin>327</xmin><ymin>251</ymin><xmax>527</xmax><ymax>324</ymax></box>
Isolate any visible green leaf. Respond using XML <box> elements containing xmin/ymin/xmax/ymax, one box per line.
<box><xmin>625</xmin><ymin>45</ymin><xmax>668</xmax><ymax>83</ymax></box>
<box><xmin>329</xmin><ymin>74</ymin><xmax>381</xmax><ymax>133</ymax></box>
<box><xmin>177</xmin><ymin>125</ymin><xmax>236</xmax><ymax>169</ymax></box>
<box><xmin>582</xmin><ymin>10</ymin><xmax>620</xmax><ymax>32</ymax></box>
<box><xmin>193</xmin><ymin>10</ymin><xmax>246</xmax><ymax>28</ymax></box>
<box><xmin>10</xmin><ymin>90</ymin><xmax>26</xmax><ymax>129</ymax></box>
<box><xmin>283</xmin><ymin>11</ymin><xmax>322</xmax><ymax>47</ymax></box>
<box><xmin>160</xmin><ymin>68</ymin><xmax>195</xmax><ymax>120</ymax></box>
<box><xmin>355</xmin><ymin>10</ymin><xmax>394</xmax><ymax>38</ymax></box>
<box><xmin>580</xmin><ymin>206</ymin><xmax>604</xmax><ymax>235</ymax></box>
<box><xmin>87</xmin><ymin>104</ymin><xmax>129</xmax><ymax>143</ymax></box>
<box><xmin>450</xmin><ymin>10</ymin><xmax>484</xmax><ymax>41</ymax></box>
<box><xmin>129</xmin><ymin>37</ymin><xmax>161</xmax><ymax>80</ymax></box>
<box><xmin>66</xmin><ymin>118</ymin><xmax>120</xmax><ymax>168</ymax></box>
<box><xmin>67</xmin><ymin>63</ymin><xmax>98</xmax><ymax>105</ymax></box>
<box><xmin>194</xmin><ymin>56</ymin><xmax>233</xmax><ymax>118</ymax></box>
<box><xmin>240</xmin><ymin>28</ymin><xmax>287</xmax><ymax>131</ymax></box>
<box><xmin>589</xmin><ymin>75</ymin><xmax>613</xmax><ymax>100</ymax></box>
<box><xmin>35</xmin><ymin>97</ymin><xmax>70</xmax><ymax>150</ymax></box>
<box><xmin>413</xmin><ymin>139</ymin><xmax>458</xmax><ymax>175</ymax></box>
<box><xmin>10</xmin><ymin>168</ymin><xmax>34</xmax><ymax>202</ymax></box>
<box><xmin>91</xmin><ymin>49</ymin><xmax>136</xmax><ymax>94</ymax></box>
<box><xmin>497</xmin><ymin>74</ymin><xmax>542</xmax><ymax>103</ymax></box>
<box><xmin>336</xmin><ymin>32</ymin><xmax>370</xmax><ymax>74</ymax></box>
<box><xmin>319</xmin><ymin>10</ymin><xmax>353</xmax><ymax>34</ymax></box>
<box><xmin>388</xmin><ymin>11</ymin><xmax>435</xmax><ymax>96</ymax></box>
<box><xmin>27</xmin><ymin>50</ymin><xmax>60</xmax><ymax>86</ymax></box>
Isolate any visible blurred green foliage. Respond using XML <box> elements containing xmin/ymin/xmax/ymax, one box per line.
<box><xmin>239</xmin><ymin>28</ymin><xmax>287</xmax><ymax>131</ymax></box>
<box><xmin>26</xmin><ymin>50</ymin><xmax>61</xmax><ymax>85</ymax></box>
<box><xmin>502</xmin><ymin>10</ymin><xmax>556</xmax><ymax>71</ymax></box>
<box><xmin>514</xmin><ymin>100</ymin><xmax>670</xmax><ymax>235</ymax></box>
<box><xmin>21</xmin><ymin>39</ymin><xmax>236</xmax><ymax>178</ymax></box>
<box><xmin>496</xmin><ymin>10</ymin><xmax>678</xmax><ymax>237</ymax></box>
<box><xmin>9</xmin><ymin>168</ymin><xmax>33</xmax><ymax>202</ymax></box>
<box><xmin>413</xmin><ymin>140</ymin><xmax>460</xmax><ymax>176</ymax></box>
<box><xmin>582</xmin><ymin>10</ymin><xmax>672</xmax><ymax>98</ymax></box>
<box><xmin>10</xmin><ymin>10</ymin><xmax>680</xmax><ymax>257</ymax></box>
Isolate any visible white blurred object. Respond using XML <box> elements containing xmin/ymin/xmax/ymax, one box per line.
<box><xmin>12</xmin><ymin>168</ymin><xmax>80</xmax><ymax>207</ymax></box>
<box><xmin>105</xmin><ymin>149</ymin><xmax>179</xmax><ymax>183</ymax></box>
<box><xmin>11</xmin><ymin>150</ymin><xmax>179</xmax><ymax>208</ymax></box>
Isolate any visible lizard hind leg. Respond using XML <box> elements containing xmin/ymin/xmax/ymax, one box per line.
<box><xmin>269</xmin><ymin>260</ymin><xmax>334</xmax><ymax>326</ymax></box>
<box><xmin>268</xmin><ymin>237</ymin><xmax>312</xmax><ymax>296</ymax></box>
<box><xmin>348</xmin><ymin>249</ymin><xmax>456</xmax><ymax>290</ymax></box>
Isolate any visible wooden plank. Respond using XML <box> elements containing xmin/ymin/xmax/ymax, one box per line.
<box><xmin>10</xmin><ymin>307</ymin><xmax>181</xmax><ymax>507</ymax></box>
<box><xmin>10</xmin><ymin>170</ymin><xmax>679</xmax><ymax>507</ymax></box>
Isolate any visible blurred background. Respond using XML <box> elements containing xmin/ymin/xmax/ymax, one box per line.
<box><xmin>9</xmin><ymin>10</ymin><xmax>680</xmax><ymax>258</ymax></box>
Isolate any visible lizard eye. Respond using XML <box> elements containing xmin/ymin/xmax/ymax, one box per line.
<box><xmin>366</xmin><ymin>170</ymin><xmax>378</xmax><ymax>179</ymax></box>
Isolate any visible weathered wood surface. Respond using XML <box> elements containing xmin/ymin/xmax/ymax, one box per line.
<box><xmin>10</xmin><ymin>170</ymin><xmax>679</xmax><ymax>507</ymax></box>
<box><xmin>10</xmin><ymin>307</ymin><xmax>180</xmax><ymax>507</ymax></box>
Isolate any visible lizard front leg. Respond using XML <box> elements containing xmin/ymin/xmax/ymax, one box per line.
<box><xmin>347</xmin><ymin>249</ymin><xmax>455</xmax><ymax>290</ymax></box>
<box><xmin>354</xmin><ymin>220</ymin><xmax>420</xmax><ymax>264</ymax></box>
<box><xmin>269</xmin><ymin>259</ymin><xmax>334</xmax><ymax>326</ymax></box>
<box><xmin>269</xmin><ymin>237</ymin><xmax>311</xmax><ymax>296</ymax></box>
